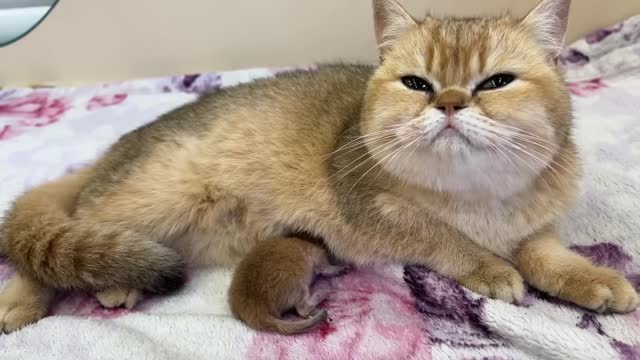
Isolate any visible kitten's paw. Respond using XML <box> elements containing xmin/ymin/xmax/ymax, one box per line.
<box><xmin>96</xmin><ymin>288</ymin><xmax>142</xmax><ymax>309</ymax></box>
<box><xmin>459</xmin><ymin>259</ymin><xmax>525</xmax><ymax>304</ymax></box>
<box><xmin>0</xmin><ymin>291</ymin><xmax>47</xmax><ymax>333</ymax></box>
<box><xmin>318</xmin><ymin>264</ymin><xmax>352</xmax><ymax>277</ymax></box>
<box><xmin>557</xmin><ymin>266</ymin><xmax>638</xmax><ymax>313</ymax></box>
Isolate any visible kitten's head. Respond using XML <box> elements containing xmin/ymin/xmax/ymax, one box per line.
<box><xmin>362</xmin><ymin>0</ymin><xmax>573</xmax><ymax>198</ymax></box>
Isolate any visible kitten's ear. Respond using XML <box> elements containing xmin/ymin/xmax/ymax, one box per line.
<box><xmin>373</xmin><ymin>0</ymin><xmax>417</xmax><ymax>55</ymax></box>
<box><xmin>521</xmin><ymin>0</ymin><xmax>571</xmax><ymax>61</ymax></box>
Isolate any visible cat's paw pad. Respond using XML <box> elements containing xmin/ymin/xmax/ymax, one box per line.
<box><xmin>95</xmin><ymin>288</ymin><xmax>141</xmax><ymax>309</ymax></box>
<box><xmin>0</xmin><ymin>293</ymin><xmax>46</xmax><ymax>333</ymax></box>
<box><xmin>460</xmin><ymin>259</ymin><xmax>524</xmax><ymax>304</ymax></box>
<box><xmin>558</xmin><ymin>266</ymin><xmax>639</xmax><ymax>313</ymax></box>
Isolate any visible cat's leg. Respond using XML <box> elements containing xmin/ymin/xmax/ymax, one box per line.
<box><xmin>314</xmin><ymin>253</ymin><xmax>351</xmax><ymax>277</ymax></box>
<box><xmin>516</xmin><ymin>227</ymin><xmax>639</xmax><ymax>313</ymax></box>
<box><xmin>317</xmin><ymin>264</ymin><xmax>351</xmax><ymax>277</ymax></box>
<box><xmin>328</xmin><ymin>195</ymin><xmax>525</xmax><ymax>303</ymax></box>
<box><xmin>296</xmin><ymin>283</ymin><xmax>331</xmax><ymax>317</ymax></box>
<box><xmin>0</xmin><ymin>272</ymin><xmax>53</xmax><ymax>333</ymax></box>
<box><xmin>455</xmin><ymin>253</ymin><xmax>524</xmax><ymax>304</ymax></box>
<box><xmin>348</xmin><ymin>241</ymin><xmax>524</xmax><ymax>303</ymax></box>
<box><xmin>333</xmin><ymin>230</ymin><xmax>524</xmax><ymax>303</ymax></box>
<box><xmin>95</xmin><ymin>288</ymin><xmax>142</xmax><ymax>309</ymax></box>
<box><xmin>379</xmin><ymin>241</ymin><xmax>524</xmax><ymax>303</ymax></box>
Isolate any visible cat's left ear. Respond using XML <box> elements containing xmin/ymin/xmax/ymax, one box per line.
<box><xmin>373</xmin><ymin>0</ymin><xmax>417</xmax><ymax>55</ymax></box>
<box><xmin>521</xmin><ymin>0</ymin><xmax>571</xmax><ymax>62</ymax></box>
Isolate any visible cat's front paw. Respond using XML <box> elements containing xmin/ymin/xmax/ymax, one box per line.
<box><xmin>459</xmin><ymin>258</ymin><xmax>525</xmax><ymax>304</ymax></box>
<box><xmin>95</xmin><ymin>288</ymin><xmax>142</xmax><ymax>309</ymax></box>
<box><xmin>557</xmin><ymin>266</ymin><xmax>638</xmax><ymax>313</ymax></box>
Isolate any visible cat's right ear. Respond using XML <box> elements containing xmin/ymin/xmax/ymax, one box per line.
<box><xmin>373</xmin><ymin>0</ymin><xmax>417</xmax><ymax>56</ymax></box>
<box><xmin>521</xmin><ymin>0</ymin><xmax>571</xmax><ymax>62</ymax></box>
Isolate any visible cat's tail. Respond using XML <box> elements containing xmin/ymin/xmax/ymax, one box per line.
<box><xmin>1</xmin><ymin>168</ymin><xmax>184</xmax><ymax>293</ymax></box>
<box><xmin>240</xmin><ymin>305</ymin><xmax>329</xmax><ymax>335</ymax></box>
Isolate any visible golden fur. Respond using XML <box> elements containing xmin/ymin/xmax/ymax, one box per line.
<box><xmin>228</xmin><ymin>237</ymin><xmax>345</xmax><ymax>335</ymax></box>
<box><xmin>1</xmin><ymin>0</ymin><xmax>637</xmax><ymax>332</ymax></box>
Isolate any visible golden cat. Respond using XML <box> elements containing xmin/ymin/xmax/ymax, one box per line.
<box><xmin>1</xmin><ymin>0</ymin><xmax>637</xmax><ymax>333</ymax></box>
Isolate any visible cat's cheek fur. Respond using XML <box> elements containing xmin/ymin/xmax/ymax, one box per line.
<box><xmin>362</xmin><ymin>79</ymin><xmax>429</xmax><ymax>134</ymax></box>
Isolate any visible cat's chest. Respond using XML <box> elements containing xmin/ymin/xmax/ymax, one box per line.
<box><xmin>445</xmin><ymin>203</ymin><xmax>528</xmax><ymax>257</ymax></box>
<box><xmin>426</xmin><ymin>198</ymin><xmax>548</xmax><ymax>259</ymax></box>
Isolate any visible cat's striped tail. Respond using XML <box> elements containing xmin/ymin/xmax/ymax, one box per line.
<box><xmin>1</xmin><ymin>168</ymin><xmax>185</xmax><ymax>293</ymax></box>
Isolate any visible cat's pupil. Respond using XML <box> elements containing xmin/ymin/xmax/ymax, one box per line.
<box><xmin>401</xmin><ymin>76</ymin><xmax>432</xmax><ymax>92</ymax></box>
<box><xmin>477</xmin><ymin>74</ymin><xmax>515</xmax><ymax>91</ymax></box>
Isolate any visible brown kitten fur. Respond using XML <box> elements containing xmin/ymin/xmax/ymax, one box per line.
<box><xmin>1</xmin><ymin>0</ymin><xmax>638</xmax><ymax>332</ymax></box>
<box><xmin>228</xmin><ymin>237</ymin><xmax>345</xmax><ymax>335</ymax></box>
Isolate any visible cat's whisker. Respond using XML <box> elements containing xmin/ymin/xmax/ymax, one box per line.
<box><xmin>331</xmin><ymin>122</ymin><xmax>418</xmax><ymax>174</ymax></box>
<box><xmin>327</xmin><ymin>133</ymin><xmax>398</xmax><ymax>160</ymax></box>
<box><xmin>501</xmin><ymin>135</ymin><xmax>577</xmax><ymax>178</ymax></box>
<box><xmin>374</xmin><ymin>133</ymin><xmax>424</xmax><ymax>180</ymax></box>
<box><xmin>330</xmin><ymin>128</ymin><xmax>397</xmax><ymax>150</ymax></box>
<box><xmin>323</xmin><ymin>130</ymin><xmax>399</xmax><ymax>159</ymax></box>
<box><xmin>495</xmin><ymin>126</ymin><xmax>560</xmax><ymax>149</ymax></box>
<box><xmin>468</xmin><ymin>126</ymin><xmax>556</xmax><ymax>192</ymax></box>
<box><xmin>346</xmin><ymin>134</ymin><xmax>421</xmax><ymax>196</ymax></box>
<box><xmin>469</xmin><ymin>121</ymin><xmax>578</xmax><ymax>183</ymax></box>
<box><xmin>466</xmin><ymin>113</ymin><xmax>562</xmax><ymax>149</ymax></box>
<box><xmin>492</xmin><ymin>138</ymin><xmax>554</xmax><ymax>193</ymax></box>
<box><xmin>498</xmin><ymin>138</ymin><xmax>572</xmax><ymax>188</ymax></box>
<box><xmin>332</xmin><ymin>136</ymin><xmax>406</xmax><ymax>181</ymax></box>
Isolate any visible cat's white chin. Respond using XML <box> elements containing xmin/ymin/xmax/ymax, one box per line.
<box><xmin>381</xmin><ymin>144</ymin><xmax>545</xmax><ymax>200</ymax></box>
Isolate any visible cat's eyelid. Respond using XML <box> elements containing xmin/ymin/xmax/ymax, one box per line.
<box><xmin>468</xmin><ymin>73</ymin><xmax>517</xmax><ymax>92</ymax></box>
<box><xmin>398</xmin><ymin>74</ymin><xmax>441</xmax><ymax>92</ymax></box>
<box><xmin>419</xmin><ymin>75</ymin><xmax>440</xmax><ymax>92</ymax></box>
<box><xmin>430</xmin><ymin>78</ymin><xmax>442</xmax><ymax>92</ymax></box>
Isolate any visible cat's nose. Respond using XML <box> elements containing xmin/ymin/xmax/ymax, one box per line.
<box><xmin>435</xmin><ymin>103</ymin><xmax>468</xmax><ymax>116</ymax></box>
<box><xmin>434</xmin><ymin>89</ymin><xmax>469</xmax><ymax>116</ymax></box>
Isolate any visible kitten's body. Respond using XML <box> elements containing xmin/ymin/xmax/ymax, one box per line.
<box><xmin>228</xmin><ymin>236</ymin><xmax>344</xmax><ymax>335</ymax></box>
<box><xmin>1</xmin><ymin>0</ymin><xmax>637</xmax><ymax>333</ymax></box>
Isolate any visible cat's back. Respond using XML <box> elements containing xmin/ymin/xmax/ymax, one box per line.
<box><xmin>192</xmin><ymin>63</ymin><xmax>375</xmax><ymax>192</ymax></box>
<box><xmin>80</xmin><ymin>64</ymin><xmax>373</xmax><ymax>202</ymax></box>
<box><xmin>200</xmin><ymin>63</ymin><xmax>374</xmax><ymax>140</ymax></box>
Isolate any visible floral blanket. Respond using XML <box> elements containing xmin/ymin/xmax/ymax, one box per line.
<box><xmin>1</xmin><ymin>16</ymin><xmax>640</xmax><ymax>360</ymax></box>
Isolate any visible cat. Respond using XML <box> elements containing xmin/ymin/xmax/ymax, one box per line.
<box><xmin>1</xmin><ymin>0</ymin><xmax>638</xmax><ymax>333</ymax></box>
<box><xmin>228</xmin><ymin>236</ymin><xmax>347</xmax><ymax>335</ymax></box>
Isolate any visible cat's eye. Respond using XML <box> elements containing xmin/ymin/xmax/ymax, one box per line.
<box><xmin>476</xmin><ymin>74</ymin><xmax>515</xmax><ymax>91</ymax></box>
<box><xmin>401</xmin><ymin>76</ymin><xmax>433</xmax><ymax>92</ymax></box>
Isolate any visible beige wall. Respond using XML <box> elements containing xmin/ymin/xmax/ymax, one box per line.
<box><xmin>1</xmin><ymin>0</ymin><xmax>639</xmax><ymax>86</ymax></box>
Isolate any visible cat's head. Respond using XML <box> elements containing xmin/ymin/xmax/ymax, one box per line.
<box><xmin>362</xmin><ymin>0</ymin><xmax>573</xmax><ymax>198</ymax></box>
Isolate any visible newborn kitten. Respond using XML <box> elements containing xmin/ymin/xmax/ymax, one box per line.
<box><xmin>228</xmin><ymin>237</ymin><xmax>345</xmax><ymax>335</ymax></box>
<box><xmin>1</xmin><ymin>0</ymin><xmax>638</xmax><ymax>333</ymax></box>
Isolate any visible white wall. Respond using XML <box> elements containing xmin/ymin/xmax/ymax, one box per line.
<box><xmin>1</xmin><ymin>0</ymin><xmax>639</xmax><ymax>86</ymax></box>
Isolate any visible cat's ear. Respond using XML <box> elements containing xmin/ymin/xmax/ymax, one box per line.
<box><xmin>373</xmin><ymin>0</ymin><xmax>417</xmax><ymax>55</ymax></box>
<box><xmin>521</xmin><ymin>0</ymin><xmax>571</xmax><ymax>61</ymax></box>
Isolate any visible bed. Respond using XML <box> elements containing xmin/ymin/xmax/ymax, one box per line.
<box><xmin>1</xmin><ymin>16</ymin><xmax>639</xmax><ymax>360</ymax></box>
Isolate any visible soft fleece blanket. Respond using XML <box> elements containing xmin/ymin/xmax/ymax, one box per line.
<box><xmin>1</xmin><ymin>16</ymin><xmax>640</xmax><ymax>360</ymax></box>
